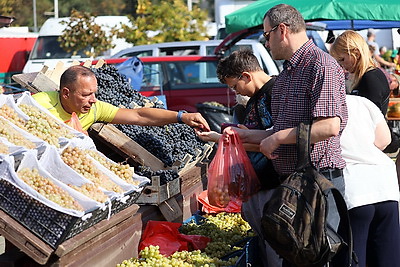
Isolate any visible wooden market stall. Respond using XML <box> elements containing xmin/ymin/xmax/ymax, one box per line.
<box><xmin>0</xmin><ymin>62</ymin><xmax>213</xmax><ymax>266</ymax></box>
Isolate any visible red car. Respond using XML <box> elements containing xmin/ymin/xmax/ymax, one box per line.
<box><xmin>102</xmin><ymin>56</ymin><xmax>236</xmax><ymax>112</ymax></box>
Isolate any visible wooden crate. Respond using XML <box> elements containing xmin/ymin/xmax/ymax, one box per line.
<box><xmin>88</xmin><ymin>123</ymin><xmax>166</xmax><ymax>171</ymax></box>
<box><xmin>12</xmin><ymin>60</ymin><xmax>104</xmax><ymax>93</ymax></box>
<box><xmin>136</xmin><ymin>176</ymin><xmax>180</xmax><ymax>205</ymax></box>
<box><xmin>12</xmin><ymin>61</ymin><xmax>79</xmax><ymax>93</ymax></box>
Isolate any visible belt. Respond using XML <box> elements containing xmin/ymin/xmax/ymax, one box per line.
<box><xmin>320</xmin><ymin>168</ymin><xmax>343</xmax><ymax>179</ymax></box>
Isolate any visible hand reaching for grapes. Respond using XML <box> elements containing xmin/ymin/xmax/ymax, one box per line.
<box><xmin>195</xmin><ymin>130</ymin><xmax>221</xmax><ymax>143</ymax></box>
<box><xmin>181</xmin><ymin>112</ymin><xmax>210</xmax><ymax>132</ymax></box>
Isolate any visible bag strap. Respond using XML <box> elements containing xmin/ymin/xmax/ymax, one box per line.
<box><xmin>296</xmin><ymin>121</ymin><xmax>356</xmax><ymax>266</ymax></box>
<box><xmin>295</xmin><ymin>121</ymin><xmax>312</xmax><ymax>171</ymax></box>
<box><xmin>330</xmin><ymin>187</ymin><xmax>356</xmax><ymax>266</ymax></box>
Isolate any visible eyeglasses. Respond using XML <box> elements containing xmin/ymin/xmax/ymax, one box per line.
<box><xmin>263</xmin><ymin>25</ymin><xmax>279</xmax><ymax>42</ymax></box>
<box><xmin>228</xmin><ymin>74</ymin><xmax>243</xmax><ymax>92</ymax></box>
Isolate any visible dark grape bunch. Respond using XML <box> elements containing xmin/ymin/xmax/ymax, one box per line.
<box><xmin>136</xmin><ymin>165</ymin><xmax>179</xmax><ymax>185</ymax></box>
<box><xmin>92</xmin><ymin>65</ymin><xmax>207</xmax><ymax>168</ymax></box>
<box><xmin>92</xmin><ymin>65</ymin><xmax>164</xmax><ymax>109</ymax></box>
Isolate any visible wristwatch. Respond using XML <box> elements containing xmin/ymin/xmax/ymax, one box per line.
<box><xmin>177</xmin><ymin>110</ymin><xmax>187</xmax><ymax>124</ymax></box>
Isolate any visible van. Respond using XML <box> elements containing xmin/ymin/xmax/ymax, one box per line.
<box><xmin>110</xmin><ymin>39</ymin><xmax>280</xmax><ymax>76</ymax></box>
<box><xmin>22</xmin><ymin>16</ymin><xmax>131</xmax><ymax>73</ymax></box>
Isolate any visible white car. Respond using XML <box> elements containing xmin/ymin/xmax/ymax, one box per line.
<box><xmin>110</xmin><ymin>39</ymin><xmax>280</xmax><ymax>76</ymax></box>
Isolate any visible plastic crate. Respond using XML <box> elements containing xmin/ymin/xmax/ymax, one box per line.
<box><xmin>0</xmin><ymin>179</ymin><xmax>108</xmax><ymax>249</ymax></box>
<box><xmin>110</xmin><ymin>188</ymin><xmax>144</xmax><ymax>216</ymax></box>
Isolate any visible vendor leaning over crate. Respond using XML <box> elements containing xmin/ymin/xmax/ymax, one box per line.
<box><xmin>32</xmin><ymin>65</ymin><xmax>210</xmax><ymax>132</ymax></box>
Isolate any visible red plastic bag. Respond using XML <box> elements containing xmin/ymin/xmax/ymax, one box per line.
<box><xmin>207</xmin><ymin>130</ymin><xmax>260</xmax><ymax>207</ymax></box>
<box><xmin>227</xmin><ymin>130</ymin><xmax>261</xmax><ymax>202</ymax></box>
<box><xmin>207</xmin><ymin>134</ymin><xmax>231</xmax><ymax>207</ymax></box>
<box><xmin>198</xmin><ymin>190</ymin><xmax>242</xmax><ymax>214</ymax></box>
<box><xmin>139</xmin><ymin>220</ymin><xmax>210</xmax><ymax>256</ymax></box>
<box><xmin>64</xmin><ymin>112</ymin><xmax>88</xmax><ymax>135</ymax></box>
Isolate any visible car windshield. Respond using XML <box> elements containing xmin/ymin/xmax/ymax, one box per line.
<box><xmin>30</xmin><ymin>36</ymin><xmax>88</xmax><ymax>60</ymax></box>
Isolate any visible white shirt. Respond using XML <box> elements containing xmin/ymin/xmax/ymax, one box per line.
<box><xmin>341</xmin><ymin>95</ymin><xmax>400</xmax><ymax>209</ymax></box>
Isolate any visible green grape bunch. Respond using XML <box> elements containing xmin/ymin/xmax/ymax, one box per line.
<box><xmin>69</xmin><ymin>183</ymin><xmax>109</xmax><ymax>203</ymax></box>
<box><xmin>0</xmin><ymin>104</ymin><xmax>27</xmax><ymax>129</ymax></box>
<box><xmin>17</xmin><ymin>167</ymin><xmax>83</xmax><ymax>211</ymax></box>
<box><xmin>180</xmin><ymin>212</ymin><xmax>254</xmax><ymax>259</ymax></box>
<box><xmin>0</xmin><ymin>141</ymin><xmax>9</xmax><ymax>154</ymax></box>
<box><xmin>61</xmin><ymin>146</ymin><xmax>124</xmax><ymax>193</ymax></box>
<box><xmin>18</xmin><ymin>104</ymin><xmax>74</xmax><ymax>147</ymax></box>
<box><xmin>117</xmin><ymin>245</ymin><xmax>238</xmax><ymax>267</ymax></box>
<box><xmin>85</xmin><ymin>149</ymin><xmax>139</xmax><ymax>186</ymax></box>
<box><xmin>0</xmin><ymin>117</ymin><xmax>36</xmax><ymax>149</ymax></box>
<box><xmin>117</xmin><ymin>213</ymin><xmax>254</xmax><ymax>267</ymax></box>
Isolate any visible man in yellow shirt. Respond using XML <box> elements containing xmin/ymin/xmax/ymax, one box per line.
<box><xmin>33</xmin><ymin>65</ymin><xmax>210</xmax><ymax>131</ymax></box>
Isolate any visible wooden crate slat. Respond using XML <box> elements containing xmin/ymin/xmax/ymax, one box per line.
<box><xmin>89</xmin><ymin>123</ymin><xmax>166</xmax><ymax>171</ymax></box>
<box><xmin>0</xmin><ymin>210</ymin><xmax>53</xmax><ymax>265</ymax></box>
<box><xmin>136</xmin><ymin>176</ymin><xmax>180</xmax><ymax>205</ymax></box>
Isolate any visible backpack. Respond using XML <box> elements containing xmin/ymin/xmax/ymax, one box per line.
<box><xmin>260</xmin><ymin>121</ymin><xmax>354</xmax><ymax>267</ymax></box>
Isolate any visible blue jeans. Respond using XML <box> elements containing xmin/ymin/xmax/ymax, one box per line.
<box><xmin>323</xmin><ymin>171</ymin><xmax>345</xmax><ymax>231</ymax></box>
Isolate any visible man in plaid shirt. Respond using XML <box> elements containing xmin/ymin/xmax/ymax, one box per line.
<box><xmin>233</xmin><ymin>4</ymin><xmax>348</xmax><ymax>266</ymax></box>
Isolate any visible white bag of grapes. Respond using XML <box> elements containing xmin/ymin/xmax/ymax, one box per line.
<box><xmin>39</xmin><ymin>145</ymin><xmax>118</xmax><ymax>205</ymax></box>
<box><xmin>16</xmin><ymin>92</ymin><xmax>92</xmax><ymax>146</ymax></box>
<box><xmin>85</xmin><ymin>148</ymin><xmax>150</xmax><ymax>188</ymax></box>
<box><xmin>4</xmin><ymin>151</ymin><xmax>99</xmax><ymax>216</ymax></box>
<box><xmin>59</xmin><ymin>140</ymin><xmax>141</xmax><ymax>194</ymax></box>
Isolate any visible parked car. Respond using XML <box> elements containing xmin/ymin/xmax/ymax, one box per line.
<box><xmin>22</xmin><ymin>16</ymin><xmax>131</xmax><ymax>73</ymax></box>
<box><xmin>110</xmin><ymin>39</ymin><xmax>280</xmax><ymax>76</ymax></box>
<box><xmin>102</xmin><ymin>55</ymin><xmax>236</xmax><ymax>113</ymax></box>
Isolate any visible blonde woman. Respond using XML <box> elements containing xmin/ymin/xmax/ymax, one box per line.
<box><xmin>330</xmin><ymin>30</ymin><xmax>391</xmax><ymax>115</ymax></box>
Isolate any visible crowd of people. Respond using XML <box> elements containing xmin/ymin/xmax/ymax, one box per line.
<box><xmin>32</xmin><ymin>4</ymin><xmax>400</xmax><ymax>267</ymax></box>
<box><xmin>197</xmin><ymin>4</ymin><xmax>400</xmax><ymax>267</ymax></box>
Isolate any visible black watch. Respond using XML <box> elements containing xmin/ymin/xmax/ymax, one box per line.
<box><xmin>177</xmin><ymin>110</ymin><xmax>187</xmax><ymax>124</ymax></box>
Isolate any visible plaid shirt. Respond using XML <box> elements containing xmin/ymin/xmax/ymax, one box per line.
<box><xmin>271</xmin><ymin>39</ymin><xmax>348</xmax><ymax>176</ymax></box>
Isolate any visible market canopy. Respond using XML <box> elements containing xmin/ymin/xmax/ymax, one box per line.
<box><xmin>225</xmin><ymin>0</ymin><xmax>400</xmax><ymax>33</ymax></box>
<box><xmin>322</xmin><ymin>20</ymin><xmax>400</xmax><ymax>31</ymax></box>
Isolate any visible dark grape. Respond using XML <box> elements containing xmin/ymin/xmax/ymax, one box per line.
<box><xmin>136</xmin><ymin>165</ymin><xmax>179</xmax><ymax>185</ymax></box>
<box><xmin>92</xmin><ymin>65</ymin><xmax>207</xmax><ymax>170</ymax></box>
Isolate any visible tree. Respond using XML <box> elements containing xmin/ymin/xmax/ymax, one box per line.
<box><xmin>115</xmin><ymin>0</ymin><xmax>210</xmax><ymax>45</ymax></box>
<box><xmin>0</xmin><ymin>0</ymin><xmax>23</xmax><ymax>20</ymax></box>
<box><xmin>58</xmin><ymin>9</ymin><xmax>115</xmax><ymax>58</ymax></box>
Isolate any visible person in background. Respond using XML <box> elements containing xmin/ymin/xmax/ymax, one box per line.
<box><xmin>379</xmin><ymin>45</ymin><xmax>387</xmax><ymax>59</ymax></box>
<box><xmin>331</xmin><ymin>30</ymin><xmax>390</xmax><ymax>115</ymax></box>
<box><xmin>390</xmin><ymin>73</ymin><xmax>400</xmax><ymax>96</ymax></box>
<box><xmin>340</xmin><ymin>95</ymin><xmax>400</xmax><ymax>267</ymax></box>
<box><xmin>196</xmin><ymin>49</ymin><xmax>282</xmax><ymax>267</ymax></box>
<box><xmin>227</xmin><ymin>4</ymin><xmax>348</xmax><ymax>266</ymax></box>
<box><xmin>366</xmin><ymin>28</ymin><xmax>396</xmax><ymax>70</ymax></box>
<box><xmin>330</xmin><ymin>30</ymin><xmax>398</xmax><ymax>154</ymax></box>
<box><xmin>32</xmin><ymin>65</ymin><xmax>210</xmax><ymax>131</ymax></box>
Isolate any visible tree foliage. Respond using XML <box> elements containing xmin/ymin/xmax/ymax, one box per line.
<box><xmin>0</xmin><ymin>0</ymin><xmax>23</xmax><ymax>20</ymax></box>
<box><xmin>58</xmin><ymin>9</ymin><xmax>115</xmax><ymax>58</ymax></box>
<box><xmin>115</xmin><ymin>0</ymin><xmax>210</xmax><ymax>45</ymax></box>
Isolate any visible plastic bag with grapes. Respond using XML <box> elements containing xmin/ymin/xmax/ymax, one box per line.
<box><xmin>207</xmin><ymin>130</ymin><xmax>260</xmax><ymax>207</ymax></box>
<box><xmin>206</xmin><ymin>133</ymin><xmax>231</xmax><ymax>208</ymax></box>
<box><xmin>226</xmin><ymin>130</ymin><xmax>260</xmax><ymax>202</ymax></box>
<box><xmin>198</xmin><ymin>190</ymin><xmax>241</xmax><ymax>213</ymax></box>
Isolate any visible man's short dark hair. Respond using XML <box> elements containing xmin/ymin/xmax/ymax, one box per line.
<box><xmin>263</xmin><ymin>4</ymin><xmax>306</xmax><ymax>34</ymax></box>
<box><xmin>216</xmin><ymin>49</ymin><xmax>262</xmax><ymax>83</ymax></box>
<box><xmin>60</xmin><ymin>65</ymin><xmax>96</xmax><ymax>91</ymax></box>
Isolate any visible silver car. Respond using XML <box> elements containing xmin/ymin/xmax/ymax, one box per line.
<box><xmin>110</xmin><ymin>39</ymin><xmax>280</xmax><ymax>76</ymax></box>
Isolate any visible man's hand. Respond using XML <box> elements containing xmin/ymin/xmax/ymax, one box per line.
<box><xmin>181</xmin><ymin>112</ymin><xmax>210</xmax><ymax>131</ymax></box>
<box><xmin>260</xmin><ymin>134</ymin><xmax>280</xmax><ymax>159</ymax></box>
